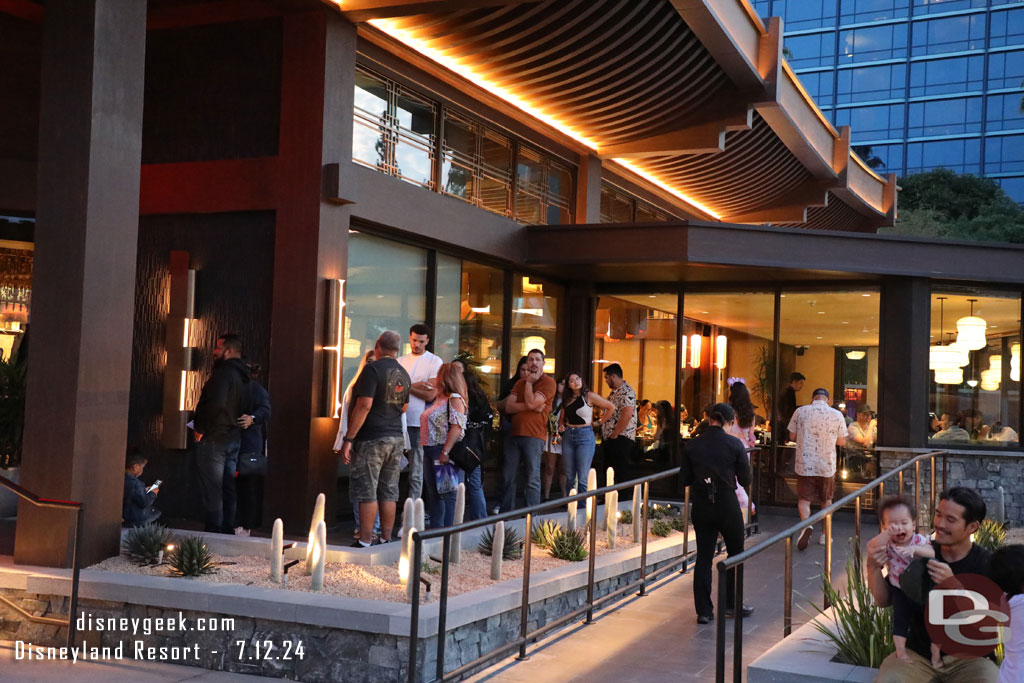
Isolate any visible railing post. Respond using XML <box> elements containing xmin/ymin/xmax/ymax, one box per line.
<box><xmin>823</xmin><ymin>513</ymin><xmax>833</xmax><ymax>609</ymax></box>
<box><xmin>408</xmin><ymin>534</ymin><xmax>423</xmax><ymax>683</ymax></box>
<box><xmin>586</xmin><ymin>495</ymin><xmax>597</xmax><ymax>623</ymax></box>
<box><xmin>879</xmin><ymin>480</ymin><xmax>884</xmax><ymax>500</ymax></box>
<box><xmin>733</xmin><ymin>563</ymin><xmax>744</xmax><ymax>683</ymax></box>
<box><xmin>716</xmin><ymin>564</ymin><xmax>727</xmax><ymax>683</ymax></box>
<box><xmin>783</xmin><ymin>536</ymin><xmax>793</xmax><ymax>637</ymax></box>
<box><xmin>681</xmin><ymin>485</ymin><xmax>690</xmax><ymax>574</ymax></box>
<box><xmin>930</xmin><ymin>455</ymin><xmax>937</xmax><ymax>521</ymax></box>
<box><xmin>914</xmin><ymin>460</ymin><xmax>921</xmax><ymax>532</ymax></box>
<box><xmin>67</xmin><ymin>506</ymin><xmax>83</xmax><ymax>649</ymax></box>
<box><xmin>854</xmin><ymin>495</ymin><xmax>861</xmax><ymax>550</ymax></box>
<box><xmin>639</xmin><ymin>481</ymin><xmax>650</xmax><ymax>596</ymax></box>
<box><xmin>518</xmin><ymin>512</ymin><xmax>532</xmax><ymax>660</ymax></box>
<box><xmin>436</xmin><ymin>534</ymin><xmax>451</xmax><ymax>680</ymax></box>
<box><xmin>898</xmin><ymin>469</ymin><xmax>904</xmax><ymax>497</ymax></box>
<box><xmin>942</xmin><ymin>453</ymin><xmax>948</xmax><ymax>493</ymax></box>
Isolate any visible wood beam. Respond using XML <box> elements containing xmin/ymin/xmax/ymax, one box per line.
<box><xmin>146</xmin><ymin>0</ymin><xmax>290</xmax><ymax>30</ymax></box>
<box><xmin>722</xmin><ymin>183</ymin><xmax>831</xmax><ymax>224</ymax></box>
<box><xmin>332</xmin><ymin>0</ymin><xmax>527</xmax><ymax>23</ymax></box>
<box><xmin>597</xmin><ymin>107</ymin><xmax>752</xmax><ymax>158</ymax></box>
<box><xmin>139</xmin><ymin>158</ymin><xmax>278</xmax><ymax>215</ymax></box>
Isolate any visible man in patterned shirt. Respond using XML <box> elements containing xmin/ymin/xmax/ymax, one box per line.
<box><xmin>602</xmin><ymin>363</ymin><xmax>637</xmax><ymax>481</ymax></box>
<box><xmin>788</xmin><ymin>387</ymin><xmax>847</xmax><ymax>551</ymax></box>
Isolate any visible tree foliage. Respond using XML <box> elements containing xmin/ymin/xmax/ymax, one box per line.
<box><xmin>879</xmin><ymin>169</ymin><xmax>1024</xmax><ymax>244</ymax></box>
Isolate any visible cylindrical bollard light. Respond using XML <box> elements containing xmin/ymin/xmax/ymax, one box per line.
<box><xmin>567</xmin><ymin>488</ymin><xmax>578</xmax><ymax>532</ymax></box>
<box><xmin>311</xmin><ymin>521</ymin><xmax>327</xmax><ymax>591</ymax></box>
<box><xmin>305</xmin><ymin>493</ymin><xmax>326</xmax><ymax>574</ymax></box>
<box><xmin>452</xmin><ymin>483</ymin><xmax>466</xmax><ymax>564</ymax></box>
<box><xmin>270</xmin><ymin>518</ymin><xmax>284</xmax><ymax>583</ymax></box>
<box><xmin>491</xmin><ymin>522</ymin><xmax>505</xmax><ymax>580</ymax></box>
<box><xmin>632</xmin><ymin>485</ymin><xmax>642</xmax><ymax>541</ymax></box>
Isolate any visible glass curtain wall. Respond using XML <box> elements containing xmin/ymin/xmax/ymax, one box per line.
<box><xmin>928</xmin><ymin>290</ymin><xmax>1021</xmax><ymax>447</ymax></box>
<box><xmin>511</xmin><ymin>275</ymin><xmax>562</xmax><ymax>377</ymax></box>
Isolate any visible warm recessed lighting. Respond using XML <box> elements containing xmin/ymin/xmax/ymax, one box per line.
<box><xmin>841</xmin><ymin>321</ymin><xmax>849</xmax><ymax>324</ymax></box>
<box><xmin>862</xmin><ymin>293</ymin><xmax>871</xmax><ymax>297</ymax></box>
<box><xmin>816</xmin><ymin>336</ymin><xmax>823</xmax><ymax>340</ymax></box>
<box><xmin>648</xmin><ymin>295</ymin><xmax>656</xmax><ymax>298</ymax></box>
<box><xmin>817</xmin><ymin>311</ymin><xmax>826</xmax><ymax>315</ymax></box>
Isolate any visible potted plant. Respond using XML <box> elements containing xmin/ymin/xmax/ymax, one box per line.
<box><xmin>0</xmin><ymin>356</ymin><xmax>26</xmax><ymax>518</ymax></box>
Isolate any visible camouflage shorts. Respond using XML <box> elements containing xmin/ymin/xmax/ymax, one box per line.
<box><xmin>350</xmin><ymin>436</ymin><xmax>404</xmax><ymax>503</ymax></box>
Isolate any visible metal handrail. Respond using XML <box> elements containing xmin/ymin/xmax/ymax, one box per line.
<box><xmin>0</xmin><ymin>472</ymin><xmax>84</xmax><ymax>649</ymax></box>
<box><xmin>712</xmin><ymin>449</ymin><xmax>948</xmax><ymax>682</ymax></box>
<box><xmin>407</xmin><ymin>446</ymin><xmax>761</xmax><ymax>683</ymax></box>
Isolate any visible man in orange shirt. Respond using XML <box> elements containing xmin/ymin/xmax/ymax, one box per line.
<box><xmin>497</xmin><ymin>348</ymin><xmax>556</xmax><ymax>511</ymax></box>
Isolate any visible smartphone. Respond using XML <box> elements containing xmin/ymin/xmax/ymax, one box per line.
<box><xmin>147</xmin><ymin>480</ymin><xmax>162</xmax><ymax>493</ymax></box>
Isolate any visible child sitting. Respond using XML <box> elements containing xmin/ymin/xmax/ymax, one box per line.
<box><xmin>872</xmin><ymin>495</ymin><xmax>940</xmax><ymax>666</ymax></box>
<box><xmin>991</xmin><ymin>544</ymin><xmax>1024</xmax><ymax>683</ymax></box>
<box><xmin>123</xmin><ymin>449</ymin><xmax>160</xmax><ymax>527</ymax></box>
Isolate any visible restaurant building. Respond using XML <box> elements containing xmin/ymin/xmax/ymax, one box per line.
<box><xmin>1</xmin><ymin>0</ymin><xmax>1022</xmax><ymax>567</ymax></box>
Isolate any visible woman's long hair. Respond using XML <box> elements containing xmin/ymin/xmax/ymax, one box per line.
<box><xmin>655</xmin><ymin>400</ymin><xmax>675</xmax><ymax>438</ymax></box>
<box><xmin>436</xmin><ymin>362</ymin><xmax>468</xmax><ymax>403</ymax></box>
<box><xmin>561</xmin><ymin>371</ymin><xmax>590</xmax><ymax>407</ymax></box>
<box><xmin>454</xmin><ymin>360</ymin><xmax>489</xmax><ymax>412</ymax></box>
<box><xmin>728</xmin><ymin>381</ymin><xmax>756</xmax><ymax>429</ymax></box>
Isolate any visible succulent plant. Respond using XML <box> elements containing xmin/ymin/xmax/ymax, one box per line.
<box><xmin>650</xmin><ymin>520</ymin><xmax>673</xmax><ymax>537</ymax></box>
<box><xmin>168</xmin><ymin>535</ymin><xmax>217</xmax><ymax>577</ymax></box>
<box><xmin>974</xmin><ymin>519</ymin><xmax>1007</xmax><ymax>552</ymax></box>
<box><xmin>550</xmin><ymin>527</ymin><xmax>587</xmax><ymax>562</ymax></box>
<box><xmin>531</xmin><ymin>519</ymin><xmax>563</xmax><ymax>549</ymax></box>
<box><xmin>123</xmin><ymin>522</ymin><xmax>175</xmax><ymax>565</ymax></box>
<box><xmin>478</xmin><ymin>524</ymin><xmax>523</xmax><ymax>560</ymax></box>
<box><xmin>619</xmin><ymin>510</ymin><xmax>633</xmax><ymax>525</ymax></box>
<box><xmin>670</xmin><ymin>515</ymin><xmax>688</xmax><ymax>532</ymax></box>
<box><xmin>647</xmin><ymin>504</ymin><xmax>668</xmax><ymax>520</ymax></box>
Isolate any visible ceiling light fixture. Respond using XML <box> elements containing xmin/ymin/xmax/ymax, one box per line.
<box><xmin>955</xmin><ymin>298</ymin><xmax>987</xmax><ymax>351</ymax></box>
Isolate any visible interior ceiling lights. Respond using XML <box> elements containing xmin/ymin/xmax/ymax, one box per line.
<box><xmin>955</xmin><ymin>299</ymin><xmax>987</xmax><ymax>351</ymax></box>
<box><xmin>980</xmin><ymin>355</ymin><xmax>1001</xmax><ymax>391</ymax></box>
<box><xmin>367</xmin><ymin>18</ymin><xmax>722</xmax><ymax>220</ymax></box>
<box><xmin>929</xmin><ymin>297</ymin><xmax>970</xmax><ymax>372</ymax></box>
<box><xmin>845</xmin><ymin>350</ymin><xmax>866</xmax><ymax>360</ymax></box>
<box><xmin>934</xmin><ymin>367</ymin><xmax>964</xmax><ymax>385</ymax></box>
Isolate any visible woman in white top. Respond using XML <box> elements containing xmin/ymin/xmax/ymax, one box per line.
<box><xmin>557</xmin><ymin>372</ymin><xmax>615</xmax><ymax>493</ymax></box>
<box><xmin>991</xmin><ymin>545</ymin><xmax>1024</xmax><ymax>683</ymax></box>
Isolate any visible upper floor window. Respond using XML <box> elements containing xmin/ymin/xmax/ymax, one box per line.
<box><xmin>516</xmin><ymin>147</ymin><xmax>573</xmax><ymax>226</ymax></box>
<box><xmin>985</xmin><ymin>135</ymin><xmax>1024</xmax><ymax>175</ymax></box>
<box><xmin>907</xmin><ymin>97</ymin><xmax>982</xmax><ymax>137</ymax></box>
<box><xmin>599</xmin><ymin>182</ymin><xmax>673</xmax><ymax>223</ymax></box>
<box><xmin>912</xmin><ymin>0</ymin><xmax>986</xmax><ymax>15</ymax></box>
<box><xmin>911</xmin><ymin>15</ymin><xmax>986</xmax><ymax>56</ymax></box>
<box><xmin>786</xmin><ymin>31</ymin><xmax>837</xmax><ymax>68</ymax></box>
<box><xmin>986</xmin><ymin>94</ymin><xmax>1024</xmax><ymax>133</ymax></box>
<box><xmin>990</xmin><ymin>8</ymin><xmax>1024</xmax><ymax>49</ymax></box>
<box><xmin>906</xmin><ymin>138</ymin><xmax>980</xmax><ymax>174</ymax></box>
<box><xmin>441</xmin><ymin>111</ymin><xmax>514</xmax><ymax>217</ymax></box>
<box><xmin>835</xmin><ymin>103</ymin><xmax>906</xmax><ymax>141</ymax></box>
<box><xmin>798</xmin><ymin>70</ymin><xmax>836</xmax><ymax>106</ymax></box>
<box><xmin>988</xmin><ymin>49</ymin><xmax>1024</xmax><ymax>90</ymax></box>
<box><xmin>851</xmin><ymin>143</ymin><xmax>904</xmax><ymax>175</ymax></box>
<box><xmin>782</xmin><ymin>0</ymin><xmax>837</xmax><ymax>31</ymax></box>
<box><xmin>909</xmin><ymin>55</ymin><xmax>984</xmax><ymax>97</ymax></box>
<box><xmin>836</xmin><ymin>63</ymin><xmax>906</xmax><ymax>104</ymax></box>
<box><xmin>839</xmin><ymin>0</ymin><xmax>909</xmax><ymax>25</ymax></box>
<box><xmin>840</xmin><ymin>24</ymin><xmax>908</xmax><ymax>63</ymax></box>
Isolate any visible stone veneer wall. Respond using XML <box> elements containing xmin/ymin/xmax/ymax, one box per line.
<box><xmin>877</xmin><ymin>450</ymin><xmax>1024</xmax><ymax>525</ymax></box>
<box><xmin>0</xmin><ymin>554</ymin><xmax>682</xmax><ymax>683</ymax></box>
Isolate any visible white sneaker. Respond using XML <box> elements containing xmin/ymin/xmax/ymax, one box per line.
<box><xmin>234</xmin><ymin>527</ymin><xmax>250</xmax><ymax>536</ymax></box>
<box><xmin>818</xmin><ymin>533</ymin><xmax>828</xmax><ymax>545</ymax></box>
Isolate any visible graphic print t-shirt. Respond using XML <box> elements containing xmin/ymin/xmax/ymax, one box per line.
<box><xmin>353</xmin><ymin>357</ymin><xmax>411</xmax><ymax>441</ymax></box>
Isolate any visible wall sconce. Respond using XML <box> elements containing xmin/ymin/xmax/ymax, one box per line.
<box><xmin>161</xmin><ymin>251</ymin><xmax>196</xmax><ymax>449</ymax></box>
<box><xmin>680</xmin><ymin>335</ymin><xmax>687</xmax><ymax>369</ymax></box>
<box><xmin>845</xmin><ymin>350</ymin><xmax>866</xmax><ymax>360</ymax></box>
<box><xmin>322</xmin><ymin>279</ymin><xmax>345</xmax><ymax>418</ymax></box>
<box><xmin>689</xmin><ymin>333</ymin><xmax>701</xmax><ymax>369</ymax></box>
<box><xmin>714</xmin><ymin>334</ymin><xmax>727</xmax><ymax>368</ymax></box>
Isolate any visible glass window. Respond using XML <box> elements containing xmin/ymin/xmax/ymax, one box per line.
<box><xmin>911</xmin><ymin>15</ymin><xmax>985</xmax><ymax>56</ymax></box>
<box><xmin>985</xmin><ymin>135</ymin><xmax>1024</xmax><ymax>174</ymax></box>
<box><xmin>836</xmin><ymin>63</ymin><xmax>905</xmax><ymax>104</ymax></box>
<box><xmin>754</xmin><ymin>1</ymin><xmax>772</xmax><ymax>19</ymax></box>
<box><xmin>512</xmin><ymin>275</ymin><xmax>562</xmax><ymax>377</ymax></box>
<box><xmin>352</xmin><ymin>69</ymin><xmax>390</xmax><ymax>172</ymax></box>
<box><xmin>600</xmin><ymin>184</ymin><xmax>634</xmax><ymax>223</ymax></box>
<box><xmin>786</xmin><ymin>32</ymin><xmax>837</xmax><ymax>68</ymax></box>
<box><xmin>434</xmin><ymin>253</ymin><xmax>462</xmax><ymax>363</ymax></box>
<box><xmin>912</xmin><ymin>0</ymin><xmax>985</xmax><ymax>14</ymax></box>
<box><xmin>797</xmin><ymin>70</ymin><xmax>835</xmax><ymax>106</ymax></box>
<box><xmin>343</xmin><ymin>231</ymin><xmax>427</xmax><ymax>388</ymax></box>
<box><xmin>909</xmin><ymin>56</ymin><xmax>984</xmax><ymax>98</ymax></box>
<box><xmin>393</xmin><ymin>88</ymin><xmax>436</xmax><ymax>188</ymax></box>
<box><xmin>636</xmin><ymin>200</ymin><xmax>671</xmax><ymax>222</ymax></box>
<box><xmin>458</xmin><ymin>261</ymin><xmax>505</xmax><ymax>399</ymax></box>
<box><xmin>840</xmin><ymin>0</ymin><xmax>909</xmax><ymax>24</ymax></box>
<box><xmin>840</xmin><ymin>24</ymin><xmax>908</xmax><ymax>63</ymax></box>
<box><xmin>998</xmin><ymin>177</ymin><xmax>1024</xmax><ymax>204</ymax></box>
<box><xmin>990</xmin><ymin>8</ymin><xmax>1024</xmax><ymax>49</ymax></box>
<box><xmin>783</xmin><ymin>0</ymin><xmax>837</xmax><ymax>31</ymax></box>
<box><xmin>928</xmin><ymin>292</ymin><xmax>1020</xmax><ymax>448</ymax></box>
<box><xmin>515</xmin><ymin>146</ymin><xmax>573</xmax><ymax>225</ymax></box>
<box><xmin>988</xmin><ymin>49</ymin><xmax>1024</xmax><ymax>90</ymax></box>
<box><xmin>851</xmin><ymin>143</ymin><xmax>904</xmax><ymax>175</ymax></box>
<box><xmin>907</xmin><ymin>97</ymin><xmax>982</xmax><ymax>137</ymax></box>
<box><xmin>986</xmin><ymin>94</ymin><xmax>1024</xmax><ymax>133</ymax></box>
<box><xmin>780</xmin><ymin>290</ymin><xmax>880</xmax><ymax>483</ymax></box>
<box><xmin>835</xmin><ymin>103</ymin><xmax>906</xmax><ymax>141</ymax></box>
<box><xmin>441</xmin><ymin>111</ymin><xmax>514</xmax><ymax>216</ymax></box>
<box><xmin>906</xmin><ymin>138</ymin><xmax>980</xmax><ymax>174</ymax></box>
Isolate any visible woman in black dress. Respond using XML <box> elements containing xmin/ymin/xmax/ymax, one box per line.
<box><xmin>681</xmin><ymin>402</ymin><xmax>754</xmax><ymax>624</ymax></box>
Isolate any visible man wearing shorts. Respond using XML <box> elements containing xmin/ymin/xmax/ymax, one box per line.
<box><xmin>788</xmin><ymin>387</ymin><xmax>847</xmax><ymax>551</ymax></box>
<box><xmin>339</xmin><ymin>331</ymin><xmax>411</xmax><ymax>547</ymax></box>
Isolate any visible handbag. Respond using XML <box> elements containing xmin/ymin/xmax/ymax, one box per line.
<box><xmin>237</xmin><ymin>451</ymin><xmax>267</xmax><ymax>476</ymax></box>
<box><xmin>446</xmin><ymin>399</ymin><xmax>484</xmax><ymax>474</ymax></box>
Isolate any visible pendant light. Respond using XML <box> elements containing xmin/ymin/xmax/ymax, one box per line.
<box><xmin>929</xmin><ymin>298</ymin><xmax>970</xmax><ymax>371</ymax></box>
<box><xmin>955</xmin><ymin>298</ymin><xmax>987</xmax><ymax>351</ymax></box>
<box><xmin>714</xmin><ymin>334</ymin><xmax>727</xmax><ymax>368</ymax></box>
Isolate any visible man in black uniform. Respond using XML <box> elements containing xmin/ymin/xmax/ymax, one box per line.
<box><xmin>681</xmin><ymin>402</ymin><xmax>755</xmax><ymax>624</ymax></box>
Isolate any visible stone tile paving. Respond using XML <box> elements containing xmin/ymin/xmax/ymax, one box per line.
<box><xmin>468</xmin><ymin>512</ymin><xmax>866</xmax><ymax>683</ymax></box>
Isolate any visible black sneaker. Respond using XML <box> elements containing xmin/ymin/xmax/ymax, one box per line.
<box><xmin>350</xmin><ymin>540</ymin><xmax>371</xmax><ymax>548</ymax></box>
<box><xmin>696</xmin><ymin>614</ymin><xmax>713</xmax><ymax>624</ymax></box>
<box><xmin>797</xmin><ymin>526</ymin><xmax>813</xmax><ymax>552</ymax></box>
<box><xmin>372</xmin><ymin>537</ymin><xmax>391</xmax><ymax>545</ymax></box>
<box><xmin>724</xmin><ymin>604</ymin><xmax>755</xmax><ymax>618</ymax></box>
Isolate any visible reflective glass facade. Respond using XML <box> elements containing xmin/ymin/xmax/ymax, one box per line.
<box><xmin>756</xmin><ymin>0</ymin><xmax>1024</xmax><ymax>202</ymax></box>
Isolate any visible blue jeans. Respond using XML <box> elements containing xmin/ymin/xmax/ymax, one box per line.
<box><xmin>352</xmin><ymin>502</ymin><xmax>381</xmax><ymax>535</ymax></box>
<box><xmin>196</xmin><ymin>437</ymin><xmax>239</xmax><ymax>532</ymax></box>
<box><xmin>465</xmin><ymin>465</ymin><xmax>487</xmax><ymax>521</ymax></box>
<box><xmin>501</xmin><ymin>435</ymin><xmax>544</xmax><ymax>512</ymax></box>
<box><xmin>423</xmin><ymin>444</ymin><xmax>465</xmax><ymax>528</ymax></box>
<box><xmin>561</xmin><ymin>426</ymin><xmax>596</xmax><ymax>493</ymax></box>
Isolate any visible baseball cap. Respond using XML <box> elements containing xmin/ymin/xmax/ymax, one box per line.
<box><xmin>811</xmin><ymin>387</ymin><xmax>830</xmax><ymax>399</ymax></box>
<box><xmin>860</xmin><ymin>405</ymin><xmax>875</xmax><ymax>415</ymax></box>
<box><xmin>790</xmin><ymin>372</ymin><xmax>806</xmax><ymax>381</ymax></box>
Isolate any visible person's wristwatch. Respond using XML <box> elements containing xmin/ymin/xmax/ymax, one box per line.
<box><xmin>343</xmin><ymin>436</ymin><xmax>356</xmax><ymax>443</ymax></box>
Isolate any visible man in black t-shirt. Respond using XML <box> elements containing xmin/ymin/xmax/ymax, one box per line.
<box><xmin>339</xmin><ymin>331</ymin><xmax>411</xmax><ymax>547</ymax></box>
<box><xmin>868</xmin><ymin>487</ymin><xmax>999</xmax><ymax>682</ymax></box>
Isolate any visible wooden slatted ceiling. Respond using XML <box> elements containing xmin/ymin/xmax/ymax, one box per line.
<box><xmin>779</xmin><ymin>193</ymin><xmax>873</xmax><ymax>233</ymax></box>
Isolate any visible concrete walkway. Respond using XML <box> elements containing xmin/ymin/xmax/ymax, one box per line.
<box><xmin>0</xmin><ymin>641</ymin><xmax>267</xmax><ymax>682</ymax></box>
<box><xmin>468</xmin><ymin>512</ymin><xmax>865</xmax><ymax>683</ymax></box>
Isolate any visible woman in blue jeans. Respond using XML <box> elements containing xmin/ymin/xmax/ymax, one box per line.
<box><xmin>452</xmin><ymin>358</ymin><xmax>492</xmax><ymax>520</ymax></box>
<box><xmin>557</xmin><ymin>372</ymin><xmax>615</xmax><ymax>493</ymax></box>
<box><xmin>420</xmin><ymin>363</ymin><xmax>468</xmax><ymax>528</ymax></box>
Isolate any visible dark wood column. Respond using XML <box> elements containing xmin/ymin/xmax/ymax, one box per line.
<box><xmin>265</xmin><ymin>10</ymin><xmax>355</xmax><ymax>533</ymax></box>
<box><xmin>877</xmin><ymin>277</ymin><xmax>931</xmax><ymax>448</ymax></box>
<box><xmin>14</xmin><ymin>0</ymin><xmax>147</xmax><ymax>566</ymax></box>
<box><xmin>564</xmin><ymin>281</ymin><xmax>595</xmax><ymax>377</ymax></box>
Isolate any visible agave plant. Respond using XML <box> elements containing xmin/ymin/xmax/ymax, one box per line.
<box><xmin>123</xmin><ymin>522</ymin><xmax>175</xmax><ymax>565</ymax></box>
<box><xmin>550</xmin><ymin>528</ymin><xmax>587</xmax><ymax>562</ymax></box>
<box><xmin>670</xmin><ymin>515</ymin><xmax>688</xmax><ymax>532</ymax></box>
<box><xmin>647</xmin><ymin>504</ymin><xmax>668</xmax><ymax>520</ymax></box>
<box><xmin>168</xmin><ymin>535</ymin><xmax>217</xmax><ymax>577</ymax></box>
<box><xmin>478</xmin><ymin>524</ymin><xmax>523</xmax><ymax>560</ymax></box>
<box><xmin>806</xmin><ymin>543</ymin><xmax>894</xmax><ymax>668</ymax></box>
<box><xmin>531</xmin><ymin>519</ymin><xmax>563</xmax><ymax>549</ymax></box>
<box><xmin>974</xmin><ymin>519</ymin><xmax>1007</xmax><ymax>552</ymax></box>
